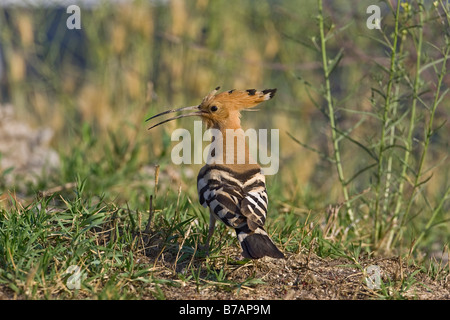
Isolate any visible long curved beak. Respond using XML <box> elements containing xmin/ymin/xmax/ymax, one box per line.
<box><xmin>145</xmin><ymin>105</ymin><xmax>202</xmax><ymax>130</ymax></box>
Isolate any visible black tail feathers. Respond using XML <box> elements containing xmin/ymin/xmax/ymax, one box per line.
<box><xmin>239</xmin><ymin>231</ymin><xmax>284</xmax><ymax>259</ymax></box>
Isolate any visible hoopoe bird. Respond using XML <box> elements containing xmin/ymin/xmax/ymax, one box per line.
<box><xmin>146</xmin><ymin>87</ymin><xmax>284</xmax><ymax>259</ymax></box>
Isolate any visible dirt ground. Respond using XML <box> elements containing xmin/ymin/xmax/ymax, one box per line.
<box><xmin>0</xmin><ymin>250</ymin><xmax>448</xmax><ymax>300</ymax></box>
<box><xmin>138</xmin><ymin>245</ymin><xmax>450</xmax><ymax>300</ymax></box>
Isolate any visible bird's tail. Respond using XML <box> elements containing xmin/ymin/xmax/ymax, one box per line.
<box><xmin>236</xmin><ymin>228</ymin><xmax>284</xmax><ymax>259</ymax></box>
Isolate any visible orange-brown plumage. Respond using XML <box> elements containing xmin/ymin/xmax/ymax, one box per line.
<box><xmin>197</xmin><ymin>87</ymin><xmax>276</xmax><ymax>130</ymax></box>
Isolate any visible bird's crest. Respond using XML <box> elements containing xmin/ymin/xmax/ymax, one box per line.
<box><xmin>146</xmin><ymin>87</ymin><xmax>277</xmax><ymax>130</ymax></box>
<box><xmin>201</xmin><ymin>87</ymin><xmax>277</xmax><ymax>110</ymax></box>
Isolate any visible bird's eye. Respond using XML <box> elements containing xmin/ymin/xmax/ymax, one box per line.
<box><xmin>210</xmin><ymin>105</ymin><xmax>218</xmax><ymax>112</ymax></box>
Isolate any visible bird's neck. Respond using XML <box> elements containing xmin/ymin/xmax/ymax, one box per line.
<box><xmin>207</xmin><ymin>124</ymin><xmax>260</xmax><ymax>172</ymax></box>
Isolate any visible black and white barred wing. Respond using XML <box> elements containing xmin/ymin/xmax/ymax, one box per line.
<box><xmin>197</xmin><ymin>165</ymin><xmax>268</xmax><ymax>228</ymax></box>
<box><xmin>197</xmin><ymin>165</ymin><xmax>284</xmax><ymax>259</ymax></box>
<box><xmin>197</xmin><ymin>167</ymin><xmax>246</xmax><ymax>228</ymax></box>
<box><xmin>240</xmin><ymin>182</ymin><xmax>268</xmax><ymax>231</ymax></box>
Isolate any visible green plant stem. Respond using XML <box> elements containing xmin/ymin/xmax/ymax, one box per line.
<box><xmin>394</xmin><ymin>42</ymin><xmax>450</xmax><ymax>247</ymax></box>
<box><xmin>412</xmin><ymin>187</ymin><xmax>450</xmax><ymax>253</ymax></box>
<box><xmin>317</xmin><ymin>0</ymin><xmax>355</xmax><ymax>225</ymax></box>
<box><xmin>386</xmin><ymin>1</ymin><xmax>424</xmax><ymax>251</ymax></box>
<box><xmin>382</xmin><ymin>81</ymin><xmax>400</xmax><ymax>214</ymax></box>
<box><xmin>373</xmin><ymin>0</ymin><xmax>401</xmax><ymax>248</ymax></box>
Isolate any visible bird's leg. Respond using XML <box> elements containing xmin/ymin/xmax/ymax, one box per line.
<box><xmin>200</xmin><ymin>214</ymin><xmax>216</xmax><ymax>255</ymax></box>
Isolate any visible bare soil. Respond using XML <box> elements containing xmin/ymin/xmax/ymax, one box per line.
<box><xmin>138</xmin><ymin>245</ymin><xmax>450</xmax><ymax>300</ymax></box>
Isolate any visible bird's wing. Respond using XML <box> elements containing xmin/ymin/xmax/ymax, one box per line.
<box><xmin>197</xmin><ymin>165</ymin><xmax>267</xmax><ymax>230</ymax></box>
<box><xmin>240</xmin><ymin>185</ymin><xmax>268</xmax><ymax>231</ymax></box>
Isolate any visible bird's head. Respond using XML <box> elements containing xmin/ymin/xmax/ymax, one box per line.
<box><xmin>146</xmin><ymin>87</ymin><xmax>276</xmax><ymax>131</ymax></box>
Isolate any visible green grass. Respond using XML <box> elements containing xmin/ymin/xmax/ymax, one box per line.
<box><xmin>0</xmin><ymin>175</ymin><xmax>291</xmax><ymax>299</ymax></box>
<box><xmin>0</xmin><ymin>0</ymin><xmax>449</xmax><ymax>299</ymax></box>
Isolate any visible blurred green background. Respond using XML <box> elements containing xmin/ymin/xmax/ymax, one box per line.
<box><xmin>0</xmin><ymin>0</ymin><xmax>448</xmax><ymax>258</ymax></box>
